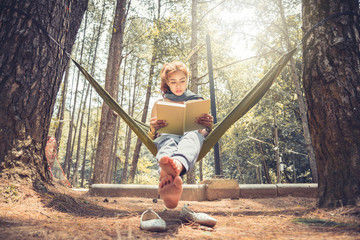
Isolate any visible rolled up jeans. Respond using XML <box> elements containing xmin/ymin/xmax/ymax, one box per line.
<box><xmin>154</xmin><ymin>131</ymin><xmax>205</xmax><ymax>176</ymax></box>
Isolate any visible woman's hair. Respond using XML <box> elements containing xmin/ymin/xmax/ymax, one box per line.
<box><xmin>160</xmin><ymin>61</ymin><xmax>189</xmax><ymax>95</ymax></box>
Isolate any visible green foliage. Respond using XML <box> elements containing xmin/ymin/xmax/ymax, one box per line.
<box><xmin>132</xmin><ymin>156</ymin><xmax>158</xmax><ymax>184</ymax></box>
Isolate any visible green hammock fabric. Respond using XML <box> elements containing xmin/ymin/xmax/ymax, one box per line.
<box><xmin>72</xmin><ymin>47</ymin><xmax>297</xmax><ymax>162</ymax></box>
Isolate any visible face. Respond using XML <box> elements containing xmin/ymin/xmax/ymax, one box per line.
<box><xmin>166</xmin><ymin>71</ymin><xmax>188</xmax><ymax>96</ymax></box>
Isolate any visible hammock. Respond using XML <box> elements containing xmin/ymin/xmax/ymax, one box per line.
<box><xmin>72</xmin><ymin>47</ymin><xmax>297</xmax><ymax>161</ymax></box>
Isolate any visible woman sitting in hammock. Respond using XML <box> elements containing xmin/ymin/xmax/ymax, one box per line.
<box><xmin>149</xmin><ymin>61</ymin><xmax>213</xmax><ymax>209</ymax></box>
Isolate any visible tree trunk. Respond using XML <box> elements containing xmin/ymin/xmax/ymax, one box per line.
<box><xmin>64</xmin><ymin>11</ymin><xmax>89</xmax><ymax>179</ymax></box>
<box><xmin>73</xmin><ymin>28</ymin><xmax>97</xmax><ymax>187</ymax></box>
<box><xmin>80</xmin><ymin>88</ymin><xmax>92</xmax><ymax>187</ymax></box>
<box><xmin>72</xmin><ymin>82</ymin><xmax>91</xmax><ymax>186</ymax></box>
<box><xmin>128</xmin><ymin>58</ymin><xmax>147</xmax><ymax>183</ymax></box>
<box><xmin>274</xmin><ymin>108</ymin><xmax>281</xmax><ymax>183</ymax></box>
<box><xmin>120</xmin><ymin>113</ymin><xmax>131</xmax><ymax>184</ymax></box>
<box><xmin>89</xmin><ymin>107</ymin><xmax>101</xmax><ymax>184</ymax></box>
<box><xmin>302</xmin><ymin>0</ymin><xmax>360</xmax><ymax>207</ymax></box>
<box><xmin>54</xmin><ymin>61</ymin><xmax>70</xmax><ymax>150</ymax></box>
<box><xmin>107</xmin><ymin>118</ymin><xmax>120</xmax><ymax>183</ymax></box>
<box><xmin>187</xmin><ymin>0</ymin><xmax>199</xmax><ymax>184</ymax></box>
<box><xmin>113</xmin><ymin>157</ymin><xmax>121</xmax><ymax>183</ymax></box>
<box><xmin>0</xmin><ymin>0</ymin><xmax>88</xmax><ymax>182</ymax></box>
<box><xmin>92</xmin><ymin>0</ymin><xmax>127</xmax><ymax>184</ymax></box>
<box><xmin>277</xmin><ymin>0</ymin><xmax>318</xmax><ymax>183</ymax></box>
<box><xmin>81</xmin><ymin>2</ymin><xmax>106</xmax><ymax>187</ymax></box>
<box><xmin>128</xmin><ymin>0</ymin><xmax>161</xmax><ymax>183</ymax></box>
<box><xmin>111</xmin><ymin>56</ymin><xmax>127</xmax><ymax>183</ymax></box>
<box><xmin>120</xmin><ymin>60</ymin><xmax>137</xmax><ymax>183</ymax></box>
<box><xmin>258</xmin><ymin>142</ymin><xmax>271</xmax><ymax>184</ymax></box>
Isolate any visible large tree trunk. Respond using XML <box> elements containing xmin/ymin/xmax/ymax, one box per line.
<box><xmin>302</xmin><ymin>0</ymin><xmax>360</xmax><ymax>207</ymax></box>
<box><xmin>92</xmin><ymin>0</ymin><xmax>127</xmax><ymax>184</ymax></box>
<box><xmin>0</xmin><ymin>0</ymin><xmax>88</xmax><ymax>182</ymax></box>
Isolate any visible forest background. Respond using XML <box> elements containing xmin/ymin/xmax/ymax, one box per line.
<box><xmin>49</xmin><ymin>0</ymin><xmax>313</xmax><ymax>188</ymax></box>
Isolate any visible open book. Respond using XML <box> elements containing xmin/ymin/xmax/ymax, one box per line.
<box><xmin>156</xmin><ymin>99</ymin><xmax>211</xmax><ymax>135</ymax></box>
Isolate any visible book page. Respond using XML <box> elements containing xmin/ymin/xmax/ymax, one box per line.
<box><xmin>156</xmin><ymin>101</ymin><xmax>186</xmax><ymax>135</ymax></box>
<box><xmin>184</xmin><ymin>99</ymin><xmax>211</xmax><ymax>132</ymax></box>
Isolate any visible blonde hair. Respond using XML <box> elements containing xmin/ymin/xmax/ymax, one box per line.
<box><xmin>160</xmin><ymin>61</ymin><xmax>189</xmax><ymax>95</ymax></box>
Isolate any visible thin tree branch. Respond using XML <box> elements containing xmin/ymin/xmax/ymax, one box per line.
<box><xmin>197</xmin><ymin>0</ymin><xmax>227</xmax><ymax>25</ymax></box>
<box><xmin>198</xmin><ymin>51</ymin><xmax>275</xmax><ymax>81</ymax></box>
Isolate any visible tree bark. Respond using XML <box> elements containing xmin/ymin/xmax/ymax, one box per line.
<box><xmin>302</xmin><ymin>0</ymin><xmax>360</xmax><ymax>207</ymax></box>
<box><xmin>92</xmin><ymin>0</ymin><xmax>127</xmax><ymax>184</ymax></box>
<box><xmin>0</xmin><ymin>0</ymin><xmax>88</xmax><ymax>182</ymax></box>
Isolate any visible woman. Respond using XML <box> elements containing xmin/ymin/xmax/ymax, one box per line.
<box><xmin>149</xmin><ymin>61</ymin><xmax>213</xmax><ymax>209</ymax></box>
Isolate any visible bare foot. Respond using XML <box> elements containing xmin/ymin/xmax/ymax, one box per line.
<box><xmin>159</xmin><ymin>156</ymin><xmax>184</xmax><ymax>177</ymax></box>
<box><xmin>159</xmin><ymin>175</ymin><xmax>183</xmax><ymax>209</ymax></box>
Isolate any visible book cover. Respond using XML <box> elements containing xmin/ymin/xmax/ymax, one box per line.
<box><xmin>156</xmin><ymin>99</ymin><xmax>210</xmax><ymax>135</ymax></box>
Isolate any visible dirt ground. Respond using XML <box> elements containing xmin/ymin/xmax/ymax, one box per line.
<box><xmin>0</xmin><ymin>179</ymin><xmax>359</xmax><ymax>240</ymax></box>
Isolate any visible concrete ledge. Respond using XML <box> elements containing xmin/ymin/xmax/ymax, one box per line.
<box><xmin>89</xmin><ymin>184</ymin><xmax>158</xmax><ymax>198</ymax></box>
<box><xmin>277</xmin><ymin>183</ymin><xmax>318</xmax><ymax>197</ymax></box>
<box><xmin>201</xmin><ymin>179</ymin><xmax>239</xmax><ymax>200</ymax></box>
<box><xmin>88</xmin><ymin>183</ymin><xmax>318</xmax><ymax>200</ymax></box>
<box><xmin>240</xmin><ymin>184</ymin><xmax>278</xmax><ymax>198</ymax></box>
<box><xmin>89</xmin><ymin>184</ymin><xmax>207</xmax><ymax>201</ymax></box>
<box><xmin>181</xmin><ymin>184</ymin><xmax>206</xmax><ymax>201</ymax></box>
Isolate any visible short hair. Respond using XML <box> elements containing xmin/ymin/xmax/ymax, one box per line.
<box><xmin>160</xmin><ymin>61</ymin><xmax>189</xmax><ymax>95</ymax></box>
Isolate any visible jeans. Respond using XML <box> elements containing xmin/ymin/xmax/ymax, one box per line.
<box><xmin>154</xmin><ymin>131</ymin><xmax>205</xmax><ymax>175</ymax></box>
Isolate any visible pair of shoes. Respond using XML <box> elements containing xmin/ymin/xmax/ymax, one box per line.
<box><xmin>179</xmin><ymin>204</ymin><xmax>217</xmax><ymax>227</ymax></box>
<box><xmin>140</xmin><ymin>209</ymin><xmax>166</xmax><ymax>232</ymax></box>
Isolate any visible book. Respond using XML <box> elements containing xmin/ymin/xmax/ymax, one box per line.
<box><xmin>156</xmin><ymin>99</ymin><xmax>211</xmax><ymax>135</ymax></box>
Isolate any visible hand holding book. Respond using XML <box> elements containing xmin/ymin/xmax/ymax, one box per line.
<box><xmin>196</xmin><ymin>113</ymin><xmax>213</xmax><ymax>129</ymax></box>
<box><xmin>150</xmin><ymin>117</ymin><xmax>167</xmax><ymax>131</ymax></box>
<box><xmin>155</xmin><ymin>99</ymin><xmax>212</xmax><ymax>135</ymax></box>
